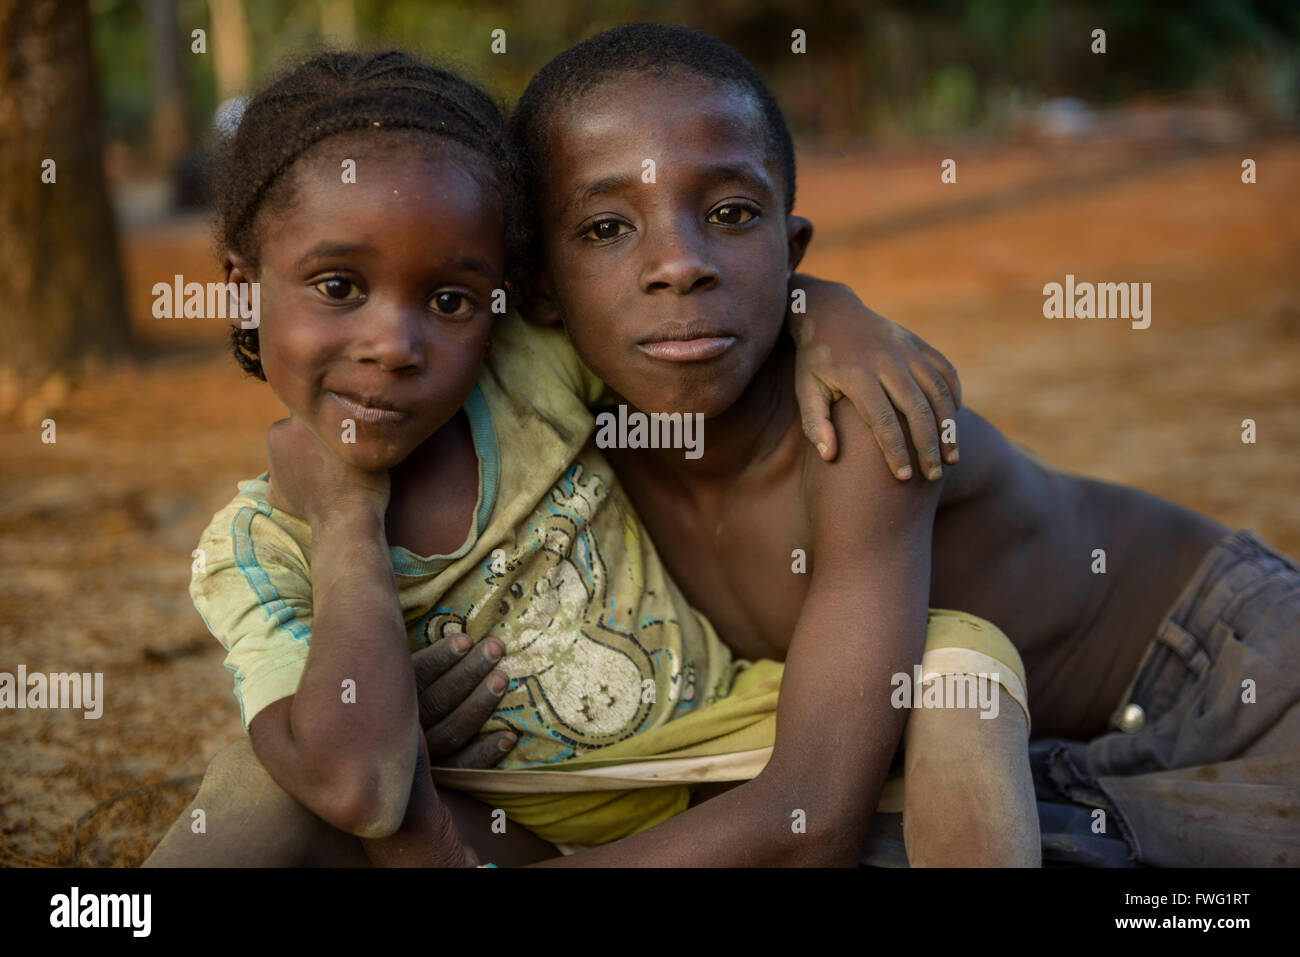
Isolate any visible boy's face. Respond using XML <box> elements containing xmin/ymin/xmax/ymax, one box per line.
<box><xmin>539</xmin><ymin>70</ymin><xmax>805</xmax><ymax>416</ymax></box>
<box><xmin>235</xmin><ymin>136</ymin><xmax>503</xmax><ymax>473</ymax></box>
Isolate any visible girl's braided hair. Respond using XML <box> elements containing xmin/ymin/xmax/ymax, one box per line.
<box><xmin>212</xmin><ymin>49</ymin><xmax>524</xmax><ymax>380</ymax></box>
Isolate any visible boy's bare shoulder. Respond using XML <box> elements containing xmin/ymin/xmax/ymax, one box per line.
<box><xmin>801</xmin><ymin>400</ymin><xmax>943</xmax><ymax>559</ymax></box>
<box><xmin>795</xmin><ymin>402</ymin><xmax>1048</xmax><ymax>565</ymax></box>
<box><xmin>936</xmin><ymin>407</ymin><xmax>1046</xmax><ymax>509</ymax></box>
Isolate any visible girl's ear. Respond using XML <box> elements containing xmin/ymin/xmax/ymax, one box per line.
<box><xmin>786</xmin><ymin>215</ymin><xmax>814</xmax><ymax>276</ymax></box>
<box><xmin>223</xmin><ymin>251</ymin><xmax>258</xmax><ymax>333</ymax></box>
<box><xmin>524</xmin><ymin>272</ymin><xmax>564</xmax><ymax>326</ymax></box>
<box><xmin>222</xmin><ymin>249</ymin><xmax>250</xmax><ymax>284</ymax></box>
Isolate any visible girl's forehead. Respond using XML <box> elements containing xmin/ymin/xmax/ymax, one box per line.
<box><xmin>258</xmin><ymin>140</ymin><xmax>505</xmax><ymax>266</ymax></box>
<box><xmin>273</xmin><ymin>134</ymin><xmax>504</xmax><ymax>229</ymax></box>
<box><xmin>293</xmin><ymin>130</ymin><xmax>488</xmax><ymax>182</ymax></box>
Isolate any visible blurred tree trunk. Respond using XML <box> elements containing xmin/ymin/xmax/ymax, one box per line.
<box><xmin>0</xmin><ymin>0</ymin><xmax>132</xmax><ymax>419</ymax></box>
<box><xmin>148</xmin><ymin>0</ymin><xmax>188</xmax><ymax>170</ymax></box>
<box><xmin>320</xmin><ymin>0</ymin><xmax>356</xmax><ymax>47</ymax></box>
<box><xmin>208</xmin><ymin>0</ymin><xmax>250</xmax><ymax>102</ymax></box>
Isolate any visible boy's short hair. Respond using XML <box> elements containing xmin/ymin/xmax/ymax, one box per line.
<box><xmin>511</xmin><ymin>23</ymin><xmax>797</xmax><ymax>219</ymax></box>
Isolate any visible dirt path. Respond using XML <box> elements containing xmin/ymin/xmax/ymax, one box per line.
<box><xmin>2</xmin><ymin>139</ymin><xmax>1297</xmax><ymax>866</ymax></box>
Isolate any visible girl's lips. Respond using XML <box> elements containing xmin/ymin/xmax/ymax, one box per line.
<box><xmin>327</xmin><ymin>391</ymin><xmax>408</xmax><ymax>425</ymax></box>
<box><xmin>636</xmin><ymin>336</ymin><xmax>736</xmax><ymax>362</ymax></box>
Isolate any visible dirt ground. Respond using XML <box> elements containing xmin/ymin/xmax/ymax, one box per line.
<box><xmin>2</xmin><ymin>135</ymin><xmax>1298</xmax><ymax>867</ymax></box>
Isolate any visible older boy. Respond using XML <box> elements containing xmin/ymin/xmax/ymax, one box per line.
<box><xmin>514</xmin><ymin>23</ymin><xmax>1299</xmax><ymax>866</ymax></box>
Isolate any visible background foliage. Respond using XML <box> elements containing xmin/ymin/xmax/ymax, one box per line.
<box><xmin>91</xmin><ymin>0</ymin><xmax>1300</xmax><ymax>161</ymax></box>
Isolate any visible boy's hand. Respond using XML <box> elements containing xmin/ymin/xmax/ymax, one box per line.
<box><xmin>413</xmin><ymin>631</ymin><xmax>517</xmax><ymax>768</ymax></box>
<box><xmin>788</xmin><ymin>275</ymin><xmax>961</xmax><ymax>480</ymax></box>
<box><xmin>264</xmin><ymin>415</ymin><xmax>391</xmax><ymax>527</ymax></box>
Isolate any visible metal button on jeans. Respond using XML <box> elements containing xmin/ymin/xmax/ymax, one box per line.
<box><xmin>1118</xmin><ymin>703</ymin><xmax>1146</xmax><ymax>733</ymax></box>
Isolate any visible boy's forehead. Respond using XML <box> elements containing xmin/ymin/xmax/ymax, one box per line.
<box><xmin>546</xmin><ymin>72</ymin><xmax>777</xmax><ymax>194</ymax></box>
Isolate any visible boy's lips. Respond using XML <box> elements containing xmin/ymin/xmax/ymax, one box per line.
<box><xmin>327</xmin><ymin>390</ymin><xmax>408</xmax><ymax>425</ymax></box>
<box><xmin>637</xmin><ymin>337</ymin><xmax>735</xmax><ymax>362</ymax></box>
<box><xmin>637</xmin><ymin>322</ymin><xmax>736</xmax><ymax>363</ymax></box>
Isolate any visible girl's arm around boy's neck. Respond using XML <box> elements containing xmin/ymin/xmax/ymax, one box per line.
<box><xmin>249</xmin><ymin>504</ymin><xmax>421</xmax><ymax>839</ymax></box>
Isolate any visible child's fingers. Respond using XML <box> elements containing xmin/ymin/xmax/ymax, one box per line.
<box><xmin>919</xmin><ymin>340</ymin><xmax>962</xmax><ymax>409</ymax></box>
<box><xmin>844</xmin><ymin>378</ymin><xmax>914</xmax><ymax>480</ymax></box>
<box><xmin>878</xmin><ymin>375</ymin><xmax>943</xmax><ymax>480</ymax></box>
<box><xmin>423</xmin><ymin>681</ymin><xmax>514</xmax><ymax>762</ymax></box>
<box><xmin>437</xmin><ymin>732</ymin><xmax>519</xmax><ymax>771</ymax></box>
<box><xmin>794</xmin><ymin>379</ymin><xmax>838</xmax><ymax>461</ymax></box>
<box><xmin>412</xmin><ymin>632</ymin><xmax>474</xmax><ymax>693</ymax></box>
<box><xmin>907</xmin><ymin>358</ymin><xmax>960</xmax><ymax>465</ymax></box>
<box><xmin>415</xmin><ymin>635</ymin><xmax>504</xmax><ymax>730</ymax></box>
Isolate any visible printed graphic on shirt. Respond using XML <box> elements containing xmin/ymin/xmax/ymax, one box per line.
<box><xmin>425</xmin><ymin>460</ymin><xmax>689</xmax><ymax>764</ymax></box>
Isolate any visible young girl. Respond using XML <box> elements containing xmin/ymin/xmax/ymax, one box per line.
<box><xmin>148</xmin><ymin>48</ymin><xmax>1036</xmax><ymax>867</ymax></box>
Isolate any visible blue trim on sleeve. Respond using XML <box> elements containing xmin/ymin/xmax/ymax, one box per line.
<box><xmin>465</xmin><ymin>384</ymin><xmax>499</xmax><ymax>538</ymax></box>
<box><xmin>231</xmin><ymin>504</ymin><xmax>311</xmax><ymax>643</ymax></box>
<box><xmin>223</xmin><ymin>661</ymin><xmax>249</xmax><ymax>730</ymax></box>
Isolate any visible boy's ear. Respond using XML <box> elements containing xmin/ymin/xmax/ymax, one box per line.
<box><xmin>786</xmin><ymin>215</ymin><xmax>813</xmax><ymax>276</ymax></box>
<box><xmin>524</xmin><ymin>272</ymin><xmax>564</xmax><ymax>326</ymax></box>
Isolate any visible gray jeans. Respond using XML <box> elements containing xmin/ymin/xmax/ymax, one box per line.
<box><xmin>1032</xmin><ymin>529</ymin><xmax>1300</xmax><ymax>866</ymax></box>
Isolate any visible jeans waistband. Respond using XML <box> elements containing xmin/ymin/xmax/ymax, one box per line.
<box><xmin>1165</xmin><ymin>529</ymin><xmax>1300</xmax><ymax>640</ymax></box>
<box><xmin>1106</xmin><ymin>529</ymin><xmax>1296</xmax><ymax>729</ymax></box>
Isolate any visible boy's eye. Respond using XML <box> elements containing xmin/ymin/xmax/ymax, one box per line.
<box><xmin>581</xmin><ymin>219</ymin><xmax>632</xmax><ymax>241</ymax></box>
<box><xmin>430</xmin><ymin>290</ymin><xmax>473</xmax><ymax>317</ymax></box>
<box><xmin>314</xmin><ymin>277</ymin><xmax>360</xmax><ymax>300</ymax></box>
<box><xmin>708</xmin><ymin>204</ymin><xmax>756</xmax><ymax>226</ymax></box>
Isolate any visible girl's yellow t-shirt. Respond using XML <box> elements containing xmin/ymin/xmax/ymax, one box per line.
<box><xmin>191</xmin><ymin>312</ymin><xmax>737</xmax><ymax>769</ymax></box>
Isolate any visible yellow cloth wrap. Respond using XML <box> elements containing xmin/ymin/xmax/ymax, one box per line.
<box><xmin>433</xmin><ymin>610</ymin><xmax>1027</xmax><ymax>847</ymax></box>
<box><xmin>917</xmin><ymin>609</ymin><xmax>1030</xmax><ymax>732</ymax></box>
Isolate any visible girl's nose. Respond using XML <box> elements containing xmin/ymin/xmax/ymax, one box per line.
<box><xmin>353</xmin><ymin>306</ymin><xmax>425</xmax><ymax>372</ymax></box>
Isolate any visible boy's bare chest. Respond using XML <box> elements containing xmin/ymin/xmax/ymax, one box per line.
<box><xmin>611</xmin><ymin>459</ymin><xmax>811</xmax><ymax>660</ymax></box>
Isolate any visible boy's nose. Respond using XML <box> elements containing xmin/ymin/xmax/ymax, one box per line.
<box><xmin>640</xmin><ymin>221</ymin><xmax>718</xmax><ymax>295</ymax></box>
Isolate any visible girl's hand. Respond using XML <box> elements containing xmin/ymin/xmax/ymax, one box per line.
<box><xmin>264</xmin><ymin>415</ymin><xmax>391</xmax><ymax>528</ymax></box>
<box><xmin>413</xmin><ymin>631</ymin><xmax>519</xmax><ymax>767</ymax></box>
<box><xmin>789</xmin><ymin>275</ymin><xmax>961</xmax><ymax>480</ymax></box>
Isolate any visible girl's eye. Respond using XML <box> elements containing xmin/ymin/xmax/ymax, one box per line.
<box><xmin>581</xmin><ymin>219</ymin><xmax>631</xmax><ymax>241</ymax></box>
<box><xmin>314</xmin><ymin>277</ymin><xmax>360</xmax><ymax>300</ymax></box>
<box><xmin>430</xmin><ymin>291</ymin><xmax>473</xmax><ymax>317</ymax></box>
<box><xmin>708</xmin><ymin>204</ymin><xmax>756</xmax><ymax>226</ymax></box>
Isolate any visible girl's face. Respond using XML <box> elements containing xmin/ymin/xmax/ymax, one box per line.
<box><xmin>238</xmin><ymin>134</ymin><xmax>504</xmax><ymax>473</ymax></box>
